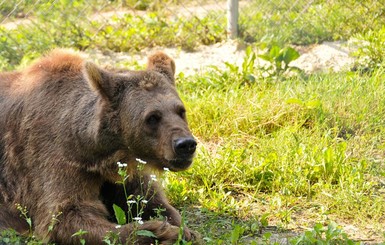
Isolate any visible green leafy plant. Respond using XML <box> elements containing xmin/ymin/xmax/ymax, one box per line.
<box><xmin>290</xmin><ymin>222</ymin><xmax>358</xmax><ymax>245</ymax></box>
<box><xmin>229</xmin><ymin>224</ymin><xmax>245</xmax><ymax>245</ymax></box>
<box><xmin>0</xmin><ymin>229</ymin><xmax>24</xmax><ymax>245</ymax></box>
<box><xmin>109</xmin><ymin>159</ymin><xmax>158</xmax><ymax>243</ymax></box>
<box><xmin>352</xmin><ymin>27</ymin><xmax>385</xmax><ymax>72</ymax></box>
<box><xmin>258</xmin><ymin>42</ymin><xmax>301</xmax><ymax>78</ymax></box>
<box><xmin>113</xmin><ymin>204</ymin><xmax>127</xmax><ymax>226</ymax></box>
<box><xmin>224</xmin><ymin>45</ymin><xmax>256</xmax><ymax>84</ymax></box>
<box><xmin>106</xmin><ymin>159</ymin><xmax>192</xmax><ymax>244</ymax></box>
<box><xmin>0</xmin><ymin>205</ymin><xmax>44</xmax><ymax>244</ymax></box>
<box><xmin>71</xmin><ymin>229</ymin><xmax>88</xmax><ymax>245</ymax></box>
<box><xmin>15</xmin><ymin>204</ymin><xmax>33</xmax><ymax>237</ymax></box>
<box><xmin>103</xmin><ymin>231</ymin><xmax>121</xmax><ymax>245</ymax></box>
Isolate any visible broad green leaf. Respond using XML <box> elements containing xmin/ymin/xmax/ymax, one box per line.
<box><xmin>26</xmin><ymin>218</ymin><xmax>32</xmax><ymax>227</ymax></box>
<box><xmin>225</xmin><ymin>62</ymin><xmax>239</xmax><ymax>73</ymax></box>
<box><xmin>282</xmin><ymin>47</ymin><xmax>300</xmax><ymax>65</ymax></box>
<box><xmin>288</xmin><ymin>66</ymin><xmax>302</xmax><ymax>73</ymax></box>
<box><xmin>136</xmin><ymin>230</ymin><xmax>157</xmax><ymax>238</ymax></box>
<box><xmin>269</xmin><ymin>44</ymin><xmax>280</xmax><ymax>59</ymax></box>
<box><xmin>112</xmin><ymin>204</ymin><xmax>126</xmax><ymax>225</ymax></box>
<box><xmin>258</xmin><ymin>54</ymin><xmax>272</xmax><ymax>62</ymax></box>
<box><xmin>245</xmin><ymin>74</ymin><xmax>256</xmax><ymax>82</ymax></box>
<box><xmin>286</xmin><ymin>98</ymin><xmax>304</xmax><ymax>105</ymax></box>
<box><xmin>71</xmin><ymin>229</ymin><xmax>88</xmax><ymax>238</ymax></box>
<box><xmin>245</xmin><ymin>45</ymin><xmax>253</xmax><ymax>57</ymax></box>
<box><xmin>276</xmin><ymin>50</ymin><xmax>285</xmax><ymax>63</ymax></box>
<box><xmin>305</xmin><ymin>99</ymin><xmax>321</xmax><ymax>109</ymax></box>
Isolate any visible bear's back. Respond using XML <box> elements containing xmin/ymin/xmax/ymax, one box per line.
<box><xmin>0</xmin><ymin>50</ymin><xmax>93</xmax><ymax>167</ymax></box>
<box><xmin>0</xmin><ymin>50</ymin><xmax>96</xmax><ymax>203</ymax></box>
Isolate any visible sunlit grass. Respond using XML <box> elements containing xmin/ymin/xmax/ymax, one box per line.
<box><xmin>165</xmin><ymin>66</ymin><xmax>385</xmax><ymax>243</ymax></box>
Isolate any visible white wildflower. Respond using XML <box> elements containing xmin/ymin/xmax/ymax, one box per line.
<box><xmin>163</xmin><ymin>167</ymin><xmax>170</xmax><ymax>171</ymax></box>
<box><xmin>150</xmin><ymin>174</ymin><xmax>157</xmax><ymax>181</ymax></box>
<box><xmin>115</xmin><ymin>225</ymin><xmax>122</xmax><ymax>229</ymax></box>
<box><xmin>136</xmin><ymin>158</ymin><xmax>147</xmax><ymax>164</ymax></box>
<box><xmin>133</xmin><ymin>217</ymin><xmax>144</xmax><ymax>225</ymax></box>
<box><xmin>127</xmin><ymin>200</ymin><xmax>136</xmax><ymax>204</ymax></box>
<box><xmin>141</xmin><ymin>200</ymin><xmax>148</xmax><ymax>204</ymax></box>
<box><xmin>117</xmin><ymin>162</ymin><xmax>127</xmax><ymax>168</ymax></box>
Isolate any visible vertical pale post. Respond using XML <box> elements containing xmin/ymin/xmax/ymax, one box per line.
<box><xmin>227</xmin><ymin>0</ymin><xmax>239</xmax><ymax>39</ymax></box>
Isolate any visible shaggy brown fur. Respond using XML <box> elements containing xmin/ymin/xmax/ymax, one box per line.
<box><xmin>0</xmin><ymin>49</ymin><xmax>199</xmax><ymax>244</ymax></box>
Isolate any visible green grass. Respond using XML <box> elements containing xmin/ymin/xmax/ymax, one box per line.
<box><xmin>163</xmin><ymin>65</ymin><xmax>385</xmax><ymax>243</ymax></box>
<box><xmin>240</xmin><ymin>0</ymin><xmax>385</xmax><ymax>45</ymax></box>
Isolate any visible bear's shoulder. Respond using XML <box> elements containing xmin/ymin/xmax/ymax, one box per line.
<box><xmin>28</xmin><ymin>49</ymin><xmax>85</xmax><ymax>75</ymax></box>
<box><xmin>13</xmin><ymin>49</ymin><xmax>86</xmax><ymax>93</ymax></box>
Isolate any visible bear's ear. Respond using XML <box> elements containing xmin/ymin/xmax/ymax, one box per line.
<box><xmin>146</xmin><ymin>51</ymin><xmax>176</xmax><ymax>85</ymax></box>
<box><xmin>83</xmin><ymin>62</ymin><xmax>112</xmax><ymax>100</ymax></box>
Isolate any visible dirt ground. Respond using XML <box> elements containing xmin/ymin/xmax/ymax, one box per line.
<box><xmin>87</xmin><ymin>39</ymin><xmax>356</xmax><ymax>76</ymax></box>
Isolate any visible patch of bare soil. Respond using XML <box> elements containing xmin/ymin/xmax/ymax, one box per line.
<box><xmin>87</xmin><ymin>39</ymin><xmax>355</xmax><ymax>76</ymax></box>
<box><xmin>292</xmin><ymin>41</ymin><xmax>355</xmax><ymax>73</ymax></box>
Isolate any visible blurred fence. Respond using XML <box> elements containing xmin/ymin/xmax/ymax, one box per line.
<box><xmin>0</xmin><ymin>0</ymin><xmax>384</xmax><ymax>69</ymax></box>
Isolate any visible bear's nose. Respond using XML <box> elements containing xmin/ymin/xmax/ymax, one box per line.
<box><xmin>174</xmin><ymin>137</ymin><xmax>197</xmax><ymax>157</ymax></box>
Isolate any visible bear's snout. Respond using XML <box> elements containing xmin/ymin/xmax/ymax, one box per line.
<box><xmin>173</xmin><ymin>137</ymin><xmax>197</xmax><ymax>157</ymax></box>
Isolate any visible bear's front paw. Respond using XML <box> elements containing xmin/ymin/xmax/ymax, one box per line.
<box><xmin>137</xmin><ymin>220</ymin><xmax>191</xmax><ymax>244</ymax></box>
<box><xmin>189</xmin><ymin>229</ymin><xmax>204</xmax><ymax>245</ymax></box>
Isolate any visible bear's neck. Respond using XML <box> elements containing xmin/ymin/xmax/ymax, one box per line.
<box><xmin>66</xmin><ymin>97</ymin><xmax>125</xmax><ymax>167</ymax></box>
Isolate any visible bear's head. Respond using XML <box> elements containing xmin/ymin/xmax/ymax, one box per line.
<box><xmin>84</xmin><ymin>52</ymin><xmax>196</xmax><ymax>172</ymax></box>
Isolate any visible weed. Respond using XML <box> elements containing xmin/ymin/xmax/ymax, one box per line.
<box><xmin>15</xmin><ymin>204</ymin><xmax>32</xmax><ymax>236</ymax></box>
<box><xmin>229</xmin><ymin>224</ymin><xmax>245</xmax><ymax>245</ymax></box>
<box><xmin>290</xmin><ymin>222</ymin><xmax>358</xmax><ymax>245</ymax></box>
<box><xmin>71</xmin><ymin>229</ymin><xmax>88</xmax><ymax>245</ymax></box>
<box><xmin>103</xmin><ymin>230</ymin><xmax>122</xmax><ymax>245</ymax></box>
<box><xmin>224</xmin><ymin>46</ymin><xmax>256</xmax><ymax>84</ymax></box>
<box><xmin>0</xmin><ymin>205</ymin><xmax>44</xmax><ymax>244</ymax></box>
<box><xmin>257</xmin><ymin>42</ymin><xmax>301</xmax><ymax>78</ymax></box>
<box><xmin>0</xmin><ymin>229</ymin><xmax>24</xmax><ymax>245</ymax></box>
<box><xmin>109</xmin><ymin>159</ymin><xmax>158</xmax><ymax>243</ymax></box>
<box><xmin>101</xmin><ymin>159</ymin><xmax>193</xmax><ymax>244</ymax></box>
<box><xmin>352</xmin><ymin>27</ymin><xmax>385</xmax><ymax>72</ymax></box>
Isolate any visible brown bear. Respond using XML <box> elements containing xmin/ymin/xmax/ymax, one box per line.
<box><xmin>0</xmin><ymin>49</ymin><xmax>199</xmax><ymax>244</ymax></box>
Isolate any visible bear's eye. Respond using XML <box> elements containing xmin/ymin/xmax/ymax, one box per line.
<box><xmin>146</xmin><ymin>113</ymin><xmax>162</xmax><ymax>128</ymax></box>
<box><xmin>178</xmin><ymin>108</ymin><xmax>186</xmax><ymax>119</ymax></box>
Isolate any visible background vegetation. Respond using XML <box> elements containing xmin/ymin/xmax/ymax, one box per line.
<box><xmin>1</xmin><ymin>0</ymin><xmax>384</xmax><ymax>244</ymax></box>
